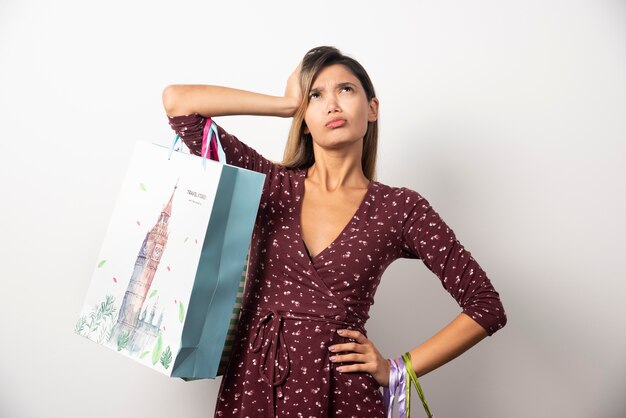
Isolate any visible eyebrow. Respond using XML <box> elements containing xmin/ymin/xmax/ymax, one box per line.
<box><xmin>310</xmin><ymin>81</ymin><xmax>358</xmax><ymax>93</ymax></box>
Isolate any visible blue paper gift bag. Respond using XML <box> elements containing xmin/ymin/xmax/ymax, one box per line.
<box><xmin>76</xmin><ymin>140</ymin><xmax>264</xmax><ymax>379</ymax></box>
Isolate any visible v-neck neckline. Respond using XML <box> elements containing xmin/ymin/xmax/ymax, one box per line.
<box><xmin>296</xmin><ymin>169</ymin><xmax>375</xmax><ymax>264</ymax></box>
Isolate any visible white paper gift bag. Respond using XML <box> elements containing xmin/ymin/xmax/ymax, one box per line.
<box><xmin>75</xmin><ymin>139</ymin><xmax>264</xmax><ymax>379</ymax></box>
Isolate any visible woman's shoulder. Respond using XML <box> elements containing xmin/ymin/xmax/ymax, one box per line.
<box><xmin>370</xmin><ymin>180</ymin><xmax>428</xmax><ymax>205</ymax></box>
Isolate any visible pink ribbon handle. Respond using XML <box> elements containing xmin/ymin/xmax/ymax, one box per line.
<box><xmin>201</xmin><ymin>117</ymin><xmax>220</xmax><ymax>162</ymax></box>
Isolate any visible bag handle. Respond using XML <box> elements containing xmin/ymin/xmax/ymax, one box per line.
<box><xmin>168</xmin><ymin>118</ymin><xmax>226</xmax><ymax>167</ymax></box>
<box><xmin>201</xmin><ymin>118</ymin><xmax>226</xmax><ymax>165</ymax></box>
<box><xmin>384</xmin><ymin>353</ymin><xmax>434</xmax><ymax>418</ymax></box>
<box><xmin>401</xmin><ymin>352</ymin><xmax>434</xmax><ymax>417</ymax></box>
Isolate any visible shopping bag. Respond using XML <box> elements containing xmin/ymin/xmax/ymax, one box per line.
<box><xmin>217</xmin><ymin>251</ymin><xmax>248</xmax><ymax>376</ymax></box>
<box><xmin>75</xmin><ymin>137</ymin><xmax>265</xmax><ymax>379</ymax></box>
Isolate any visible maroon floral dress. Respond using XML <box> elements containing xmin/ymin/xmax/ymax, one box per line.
<box><xmin>168</xmin><ymin>115</ymin><xmax>507</xmax><ymax>417</ymax></box>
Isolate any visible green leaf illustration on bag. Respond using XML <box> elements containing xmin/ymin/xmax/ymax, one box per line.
<box><xmin>152</xmin><ymin>334</ymin><xmax>163</xmax><ymax>365</ymax></box>
<box><xmin>117</xmin><ymin>330</ymin><xmax>130</xmax><ymax>352</ymax></box>
<box><xmin>75</xmin><ymin>316</ymin><xmax>87</xmax><ymax>335</ymax></box>
<box><xmin>160</xmin><ymin>346</ymin><xmax>172</xmax><ymax>369</ymax></box>
<box><xmin>179</xmin><ymin>301</ymin><xmax>185</xmax><ymax>323</ymax></box>
<box><xmin>75</xmin><ymin>295</ymin><xmax>117</xmax><ymax>341</ymax></box>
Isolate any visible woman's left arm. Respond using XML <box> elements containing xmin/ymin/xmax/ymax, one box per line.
<box><xmin>330</xmin><ymin>188</ymin><xmax>506</xmax><ymax>386</ymax></box>
<box><xmin>330</xmin><ymin>312</ymin><xmax>486</xmax><ymax>386</ymax></box>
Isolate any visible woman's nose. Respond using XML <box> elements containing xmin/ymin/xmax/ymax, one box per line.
<box><xmin>327</xmin><ymin>97</ymin><xmax>341</xmax><ymax>113</ymax></box>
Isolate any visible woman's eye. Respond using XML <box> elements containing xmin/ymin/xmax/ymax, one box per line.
<box><xmin>309</xmin><ymin>92</ymin><xmax>320</xmax><ymax>99</ymax></box>
<box><xmin>341</xmin><ymin>86</ymin><xmax>353</xmax><ymax>93</ymax></box>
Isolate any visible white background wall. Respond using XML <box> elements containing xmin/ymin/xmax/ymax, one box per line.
<box><xmin>1</xmin><ymin>0</ymin><xmax>624</xmax><ymax>417</ymax></box>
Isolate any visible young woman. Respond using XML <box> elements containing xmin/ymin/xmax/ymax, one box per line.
<box><xmin>163</xmin><ymin>46</ymin><xmax>507</xmax><ymax>417</ymax></box>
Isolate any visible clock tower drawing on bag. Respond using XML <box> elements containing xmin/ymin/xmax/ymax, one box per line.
<box><xmin>110</xmin><ymin>181</ymin><xmax>177</xmax><ymax>354</ymax></box>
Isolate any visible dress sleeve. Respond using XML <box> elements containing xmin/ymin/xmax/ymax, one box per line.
<box><xmin>399</xmin><ymin>188</ymin><xmax>507</xmax><ymax>336</ymax></box>
<box><xmin>167</xmin><ymin>113</ymin><xmax>276</xmax><ymax>175</ymax></box>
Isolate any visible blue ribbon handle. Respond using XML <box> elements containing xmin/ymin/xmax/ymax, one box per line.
<box><xmin>168</xmin><ymin>121</ymin><xmax>226</xmax><ymax>168</ymax></box>
<box><xmin>168</xmin><ymin>135</ymin><xmax>183</xmax><ymax>160</ymax></box>
<box><xmin>201</xmin><ymin>121</ymin><xmax>227</xmax><ymax>168</ymax></box>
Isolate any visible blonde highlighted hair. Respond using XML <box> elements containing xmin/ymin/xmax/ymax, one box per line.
<box><xmin>282</xmin><ymin>46</ymin><xmax>378</xmax><ymax>180</ymax></box>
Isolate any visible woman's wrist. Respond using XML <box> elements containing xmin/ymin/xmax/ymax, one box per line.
<box><xmin>279</xmin><ymin>96</ymin><xmax>301</xmax><ymax>118</ymax></box>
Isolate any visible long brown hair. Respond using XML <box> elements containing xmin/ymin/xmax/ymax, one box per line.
<box><xmin>282</xmin><ymin>46</ymin><xmax>378</xmax><ymax>180</ymax></box>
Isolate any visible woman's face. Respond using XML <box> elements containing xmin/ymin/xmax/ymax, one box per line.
<box><xmin>304</xmin><ymin>64</ymin><xmax>378</xmax><ymax>150</ymax></box>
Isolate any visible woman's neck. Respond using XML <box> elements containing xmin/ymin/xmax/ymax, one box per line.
<box><xmin>307</xmin><ymin>143</ymin><xmax>369</xmax><ymax>191</ymax></box>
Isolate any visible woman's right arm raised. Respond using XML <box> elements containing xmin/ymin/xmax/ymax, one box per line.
<box><xmin>162</xmin><ymin>64</ymin><xmax>303</xmax><ymax>118</ymax></box>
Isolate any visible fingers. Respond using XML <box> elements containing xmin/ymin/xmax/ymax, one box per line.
<box><xmin>330</xmin><ymin>352</ymin><xmax>377</xmax><ymax>374</ymax></box>
<box><xmin>328</xmin><ymin>330</ymin><xmax>390</xmax><ymax>386</ymax></box>
<box><xmin>329</xmin><ymin>330</ymin><xmax>374</xmax><ymax>370</ymax></box>
<box><xmin>329</xmin><ymin>329</ymin><xmax>369</xmax><ymax>353</ymax></box>
<box><xmin>286</xmin><ymin>62</ymin><xmax>303</xmax><ymax>93</ymax></box>
<box><xmin>292</xmin><ymin>61</ymin><xmax>302</xmax><ymax>75</ymax></box>
<box><xmin>329</xmin><ymin>341</ymin><xmax>366</xmax><ymax>354</ymax></box>
<box><xmin>334</xmin><ymin>362</ymin><xmax>374</xmax><ymax>373</ymax></box>
<box><xmin>329</xmin><ymin>350</ymin><xmax>385</xmax><ymax>376</ymax></box>
<box><xmin>337</xmin><ymin>329</ymin><xmax>368</xmax><ymax>343</ymax></box>
<box><xmin>329</xmin><ymin>352</ymin><xmax>373</xmax><ymax>364</ymax></box>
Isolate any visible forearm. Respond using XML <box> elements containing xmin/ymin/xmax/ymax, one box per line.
<box><xmin>162</xmin><ymin>84</ymin><xmax>299</xmax><ymax>118</ymax></box>
<box><xmin>408</xmin><ymin>312</ymin><xmax>488</xmax><ymax>377</ymax></box>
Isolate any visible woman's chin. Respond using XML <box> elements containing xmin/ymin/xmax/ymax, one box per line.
<box><xmin>313</xmin><ymin>136</ymin><xmax>364</xmax><ymax>152</ymax></box>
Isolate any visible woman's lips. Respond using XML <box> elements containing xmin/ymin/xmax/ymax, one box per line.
<box><xmin>326</xmin><ymin>118</ymin><xmax>346</xmax><ymax>128</ymax></box>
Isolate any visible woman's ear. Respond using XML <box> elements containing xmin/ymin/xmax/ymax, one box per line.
<box><xmin>303</xmin><ymin>124</ymin><xmax>310</xmax><ymax>134</ymax></box>
<box><xmin>368</xmin><ymin>98</ymin><xmax>379</xmax><ymax>122</ymax></box>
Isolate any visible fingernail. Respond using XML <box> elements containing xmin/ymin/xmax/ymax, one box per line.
<box><xmin>329</xmin><ymin>356</ymin><xmax>336</xmax><ymax>362</ymax></box>
<box><xmin>336</xmin><ymin>366</ymin><xmax>343</xmax><ymax>372</ymax></box>
<box><xmin>328</xmin><ymin>346</ymin><xmax>335</xmax><ymax>352</ymax></box>
<box><xmin>337</xmin><ymin>329</ymin><xmax>344</xmax><ymax>335</ymax></box>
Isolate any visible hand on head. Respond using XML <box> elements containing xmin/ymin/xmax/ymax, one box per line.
<box><xmin>284</xmin><ymin>61</ymin><xmax>303</xmax><ymax>114</ymax></box>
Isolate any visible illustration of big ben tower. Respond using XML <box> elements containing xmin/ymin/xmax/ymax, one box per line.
<box><xmin>111</xmin><ymin>182</ymin><xmax>177</xmax><ymax>354</ymax></box>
